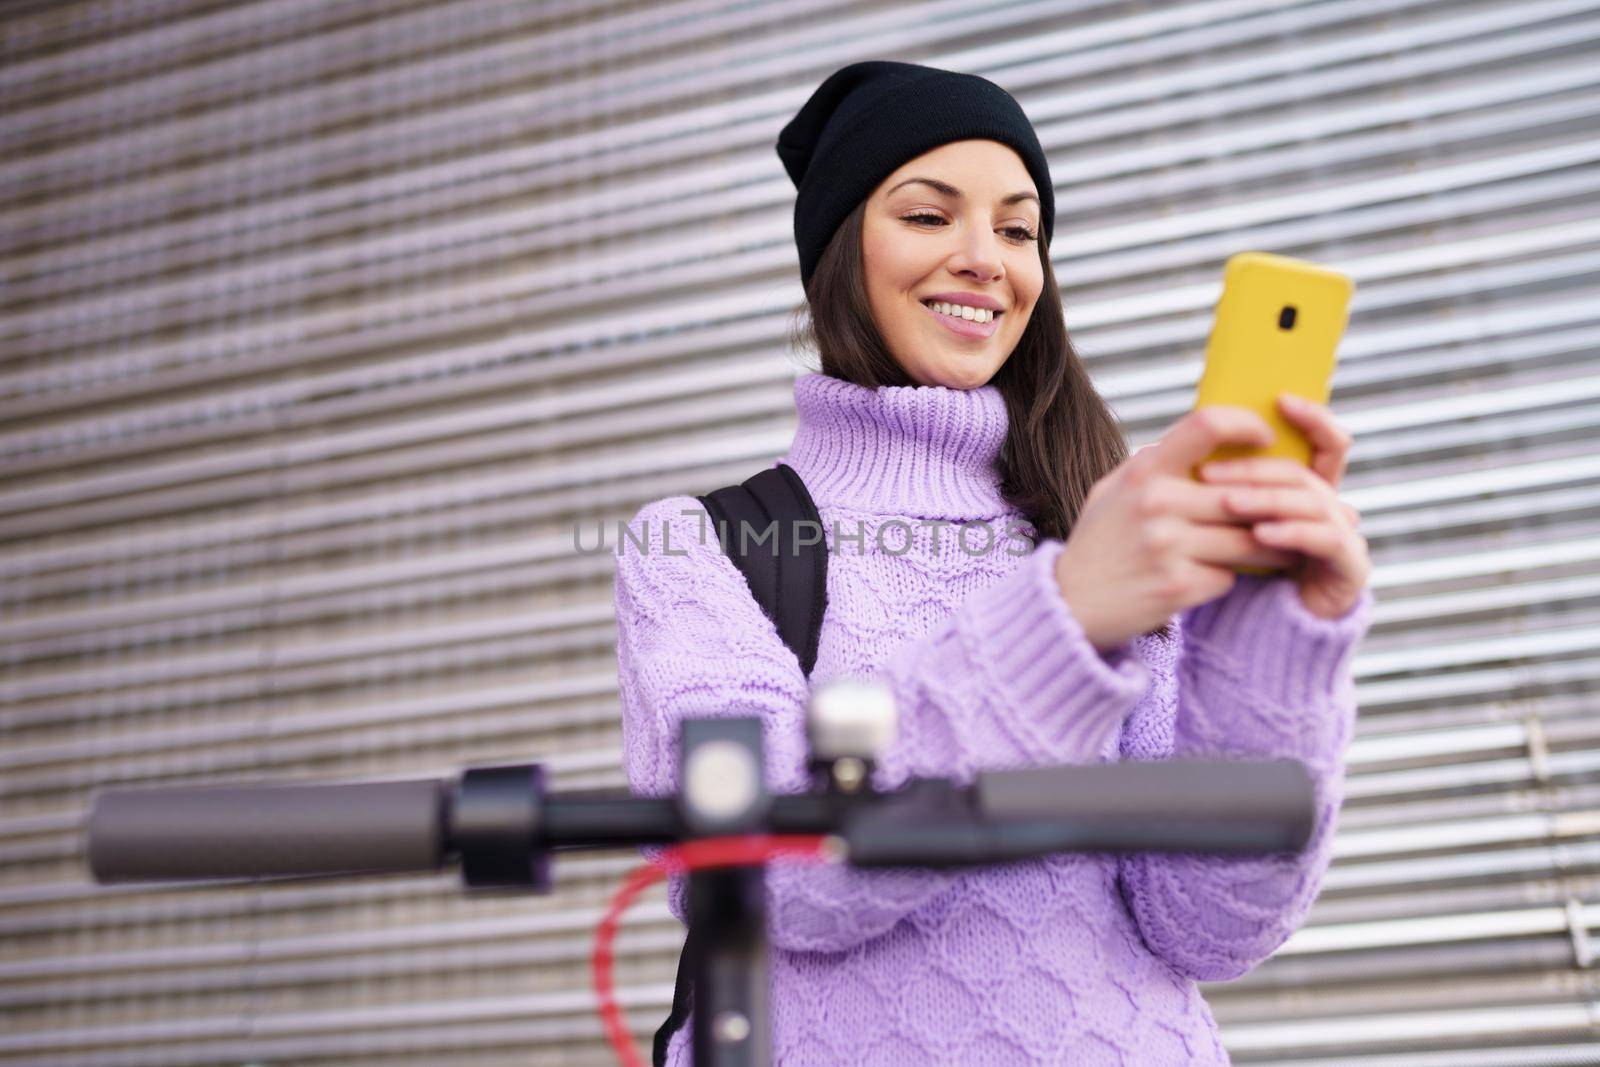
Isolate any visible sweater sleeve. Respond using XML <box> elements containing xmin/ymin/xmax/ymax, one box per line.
<box><xmin>1114</xmin><ymin>572</ymin><xmax>1376</xmax><ymax>982</ymax></box>
<box><xmin>615</xmin><ymin>496</ymin><xmax>1151</xmax><ymax>954</ymax></box>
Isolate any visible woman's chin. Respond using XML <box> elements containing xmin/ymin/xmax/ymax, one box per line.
<box><xmin>920</xmin><ymin>360</ymin><xmax>1000</xmax><ymax>391</ymax></box>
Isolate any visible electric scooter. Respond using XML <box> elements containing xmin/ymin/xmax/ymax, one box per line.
<box><xmin>85</xmin><ymin>678</ymin><xmax>1315</xmax><ymax>1067</ymax></box>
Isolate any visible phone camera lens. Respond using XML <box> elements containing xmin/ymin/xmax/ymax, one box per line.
<box><xmin>1278</xmin><ymin>305</ymin><xmax>1297</xmax><ymax>330</ymax></box>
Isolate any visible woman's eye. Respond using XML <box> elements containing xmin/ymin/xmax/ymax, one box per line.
<box><xmin>900</xmin><ymin>213</ymin><xmax>1037</xmax><ymax>243</ymax></box>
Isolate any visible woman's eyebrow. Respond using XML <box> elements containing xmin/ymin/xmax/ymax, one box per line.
<box><xmin>887</xmin><ymin>176</ymin><xmax>1039</xmax><ymax>210</ymax></box>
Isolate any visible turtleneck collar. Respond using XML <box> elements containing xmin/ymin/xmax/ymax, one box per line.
<box><xmin>775</xmin><ymin>371</ymin><xmax>1014</xmax><ymax>519</ymax></box>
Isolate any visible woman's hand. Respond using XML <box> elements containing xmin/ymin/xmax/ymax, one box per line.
<box><xmin>1054</xmin><ymin>399</ymin><xmax>1370</xmax><ymax>652</ymax></box>
<box><xmin>1055</xmin><ymin>406</ymin><xmax>1302</xmax><ymax>652</ymax></box>
<box><xmin>1198</xmin><ymin>392</ymin><xmax>1370</xmax><ymax>621</ymax></box>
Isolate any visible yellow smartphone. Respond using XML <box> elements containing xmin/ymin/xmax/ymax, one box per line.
<box><xmin>1191</xmin><ymin>251</ymin><xmax>1355</xmax><ymax>575</ymax></box>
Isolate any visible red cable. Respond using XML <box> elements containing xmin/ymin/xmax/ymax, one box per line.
<box><xmin>592</xmin><ymin>834</ymin><xmax>833</xmax><ymax>1067</ymax></box>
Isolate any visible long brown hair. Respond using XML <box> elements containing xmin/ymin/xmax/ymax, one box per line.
<box><xmin>786</xmin><ymin>198</ymin><xmax>1174</xmax><ymax>644</ymax></box>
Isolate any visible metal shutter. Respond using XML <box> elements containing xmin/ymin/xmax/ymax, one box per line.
<box><xmin>2</xmin><ymin>1</ymin><xmax>1597</xmax><ymax>1063</ymax></box>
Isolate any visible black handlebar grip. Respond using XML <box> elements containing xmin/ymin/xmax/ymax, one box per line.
<box><xmin>85</xmin><ymin>777</ymin><xmax>450</xmax><ymax>883</ymax></box>
<box><xmin>978</xmin><ymin>758</ymin><xmax>1315</xmax><ymax>851</ymax></box>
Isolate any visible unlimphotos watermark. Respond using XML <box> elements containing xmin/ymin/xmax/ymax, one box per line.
<box><xmin>575</xmin><ymin>510</ymin><xmax>1038</xmax><ymax>558</ymax></box>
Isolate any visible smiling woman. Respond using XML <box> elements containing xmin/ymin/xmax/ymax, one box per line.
<box><xmin>799</xmin><ymin>137</ymin><xmax>1133</xmax><ymax>560</ymax></box>
<box><xmin>861</xmin><ymin>143</ymin><xmax>1045</xmax><ymax>390</ymax></box>
<box><xmin>621</xmin><ymin>58</ymin><xmax>1374</xmax><ymax>1067</ymax></box>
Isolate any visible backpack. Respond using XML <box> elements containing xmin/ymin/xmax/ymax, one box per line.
<box><xmin>651</xmin><ymin>461</ymin><xmax>829</xmax><ymax>1066</ymax></box>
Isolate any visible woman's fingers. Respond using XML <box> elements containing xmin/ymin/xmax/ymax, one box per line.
<box><xmin>1251</xmin><ymin>517</ymin><xmax>1362</xmax><ymax>574</ymax></box>
<box><xmin>1219</xmin><ymin>485</ymin><xmax>1340</xmax><ymax>525</ymax></box>
<box><xmin>1140</xmin><ymin>476</ymin><xmax>1238</xmax><ymax>526</ymax></box>
<box><xmin>1196</xmin><ymin>457</ymin><xmax>1360</xmax><ymax>528</ymax></box>
<box><xmin>1275</xmin><ymin>393</ymin><xmax>1352</xmax><ymax>488</ymax></box>
<box><xmin>1155</xmin><ymin>518</ymin><xmax>1302</xmax><ymax>570</ymax></box>
<box><xmin>1152</xmin><ymin>405</ymin><xmax>1275</xmax><ymax>483</ymax></box>
<box><xmin>1156</xmin><ymin>468</ymin><xmax>1339</xmax><ymax>526</ymax></box>
<box><xmin>1198</xmin><ymin>456</ymin><xmax>1318</xmax><ymax>486</ymax></box>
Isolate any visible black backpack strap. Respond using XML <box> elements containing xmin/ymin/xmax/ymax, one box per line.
<box><xmin>653</xmin><ymin>927</ymin><xmax>696</xmax><ymax>1067</ymax></box>
<box><xmin>650</xmin><ymin>463</ymin><xmax>828</xmax><ymax>1065</ymax></box>
<box><xmin>693</xmin><ymin>462</ymin><xmax>828</xmax><ymax>676</ymax></box>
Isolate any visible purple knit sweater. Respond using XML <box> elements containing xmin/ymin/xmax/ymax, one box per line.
<box><xmin>614</xmin><ymin>372</ymin><xmax>1374</xmax><ymax>1066</ymax></box>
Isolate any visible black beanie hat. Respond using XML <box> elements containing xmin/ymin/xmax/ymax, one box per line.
<box><xmin>776</xmin><ymin>60</ymin><xmax>1055</xmax><ymax>290</ymax></box>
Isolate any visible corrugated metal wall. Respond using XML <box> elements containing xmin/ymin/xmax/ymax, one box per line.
<box><xmin>2</xmin><ymin>0</ymin><xmax>1598</xmax><ymax>1063</ymax></box>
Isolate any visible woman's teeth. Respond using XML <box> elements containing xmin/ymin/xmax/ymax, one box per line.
<box><xmin>922</xmin><ymin>300</ymin><xmax>997</xmax><ymax>323</ymax></box>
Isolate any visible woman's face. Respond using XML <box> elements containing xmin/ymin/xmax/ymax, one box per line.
<box><xmin>861</xmin><ymin>139</ymin><xmax>1045</xmax><ymax>390</ymax></box>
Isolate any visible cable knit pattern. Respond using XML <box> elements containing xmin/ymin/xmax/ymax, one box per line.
<box><xmin>614</xmin><ymin>372</ymin><xmax>1375</xmax><ymax>1066</ymax></box>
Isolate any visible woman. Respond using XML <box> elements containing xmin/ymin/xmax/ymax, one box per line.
<box><xmin>615</xmin><ymin>61</ymin><xmax>1373</xmax><ymax>1067</ymax></box>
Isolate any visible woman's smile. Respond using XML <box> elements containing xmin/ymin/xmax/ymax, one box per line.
<box><xmin>920</xmin><ymin>300</ymin><xmax>1002</xmax><ymax>340</ymax></box>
